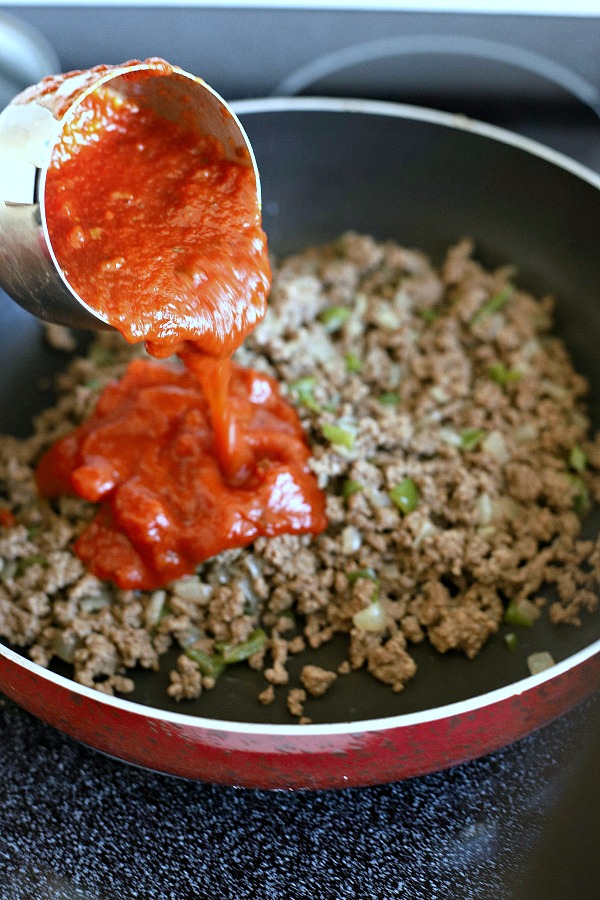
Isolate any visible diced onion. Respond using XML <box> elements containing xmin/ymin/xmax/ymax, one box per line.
<box><xmin>365</xmin><ymin>487</ymin><xmax>392</xmax><ymax>508</ymax></box>
<box><xmin>144</xmin><ymin>589</ymin><xmax>166</xmax><ymax>628</ymax></box>
<box><xmin>414</xmin><ymin>519</ymin><xmax>437</xmax><ymax>547</ymax></box>
<box><xmin>238</xmin><ymin>575</ymin><xmax>260</xmax><ymax>606</ymax></box>
<box><xmin>341</xmin><ymin>525</ymin><xmax>362</xmax><ymax>554</ymax></box>
<box><xmin>346</xmin><ymin>293</ymin><xmax>368</xmax><ymax>339</ymax></box>
<box><xmin>477</xmin><ymin>492</ymin><xmax>493</xmax><ymax>526</ymax></box>
<box><xmin>388</xmin><ymin>363</ymin><xmax>404</xmax><ymax>388</ymax></box>
<box><xmin>178</xmin><ymin>625</ymin><xmax>202</xmax><ymax>649</ymax></box>
<box><xmin>392</xmin><ymin>287</ymin><xmax>412</xmax><ymax>314</ymax></box>
<box><xmin>430</xmin><ymin>385</ymin><xmax>449</xmax><ymax>404</ymax></box>
<box><xmin>520</xmin><ymin>338</ymin><xmax>540</xmax><ymax>361</ymax></box>
<box><xmin>171</xmin><ymin>576</ymin><xmax>212</xmax><ymax>603</ymax></box>
<box><xmin>527</xmin><ymin>651</ymin><xmax>555</xmax><ymax>675</ymax></box>
<box><xmin>51</xmin><ymin>631</ymin><xmax>80</xmax><ymax>664</ymax></box>
<box><xmin>309</xmin><ymin>331</ymin><xmax>337</xmax><ymax>365</ymax></box>
<box><xmin>422</xmin><ymin>409</ymin><xmax>444</xmax><ymax>425</ymax></box>
<box><xmin>0</xmin><ymin>560</ymin><xmax>17</xmax><ymax>582</ymax></box>
<box><xmin>481</xmin><ymin>430</ymin><xmax>509</xmax><ymax>463</ymax></box>
<box><xmin>244</xmin><ymin>555</ymin><xmax>263</xmax><ymax>580</ymax></box>
<box><xmin>79</xmin><ymin>594</ymin><xmax>111</xmax><ymax>614</ymax></box>
<box><xmin>515</xmin><ymin>423</ymin><xmax>538</xmax><ymax>444</ymax></box>
<box><xmin>372</xmin><ymin>300</ymin><xmax>400</xmax><ymax>330</ymax></box>
<box><xmin>439</xmin><ymin>428</ymin><xmax>463</xmax><ymax>447</ymax></box>
<box><xmin>353</xmin><ymin>600</ymin><xmax>386</xmax><ymax>632</ymax></box>
<box><xmin>540</xmin><ymin>379</ymin><xmax>568</xmax><ymax>401</ymax></box>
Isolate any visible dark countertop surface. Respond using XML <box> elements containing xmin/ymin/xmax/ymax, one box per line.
<box><xmin>1</xmin><ymin>689</ymin><xmax>599</xmax><ymax>900</ymax></box>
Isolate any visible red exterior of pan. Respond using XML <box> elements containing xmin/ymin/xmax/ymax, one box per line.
<box><xmin>1</xmin><ymin>640</ymin><xmax>599</xmax><ymax>789</ymax></box>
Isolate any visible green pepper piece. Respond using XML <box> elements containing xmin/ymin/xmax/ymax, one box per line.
<box><xmin>347</xmin><ymin>567</ymin><xmax>378</xmax><ymax>584</ymax></box>
<box><xmin>418</xmin><ymin>308</ymin><xmax>439</xmax><ymax>324</ymax></box>
<box><xmin>569</xmin><ymin>445</ymin><xmax>587</xmax><ymax>474</ymax></box>
<box><xmin>217</xmin><ymin>628</ymin><xmax>268</xmax><ymax>664</ymax></box>
<box><xmin>289</xmin><ymin>376</ymin><xmax>321</xmax><ymax>412</ymax></box>
<box><xmin>321</xmin><ymin>422</ymin><xmax>355</xmax><ymax>449</ymax></box>
<box><xmin>471</xmin><ymin>286</ymin><xmax>513</xmax><ymax>327</ymax></box>
<box><xmin>567</xmin><ymin>474</ymin><xmax>591</xmax><ymax>516</ymax></box>
<box><xmin>504</xmin><ymin>600</ymin><xmax>535</xmax><ymax>627</ymax></box>
<box><xmin>16</xmin><ymin>554</ymin><xmax>47</xmax><ymax>576</ymax></box>
<box><xmin>319</xmin><ymin>306</ymin><xmax>351</xmax><ymax>332</ymax></box>
<box><xmin>185</xmin><ymin>647</ymin><xmax>226</xmax><ymax>679</ymax></box>
<box><xmin>488</xmin><ymin>363</ymin><xmax>522</xmax><ymax>386</ymax></box>
<box><xmin>342</xmin><ymin>479</ymin><xmax>363</xmax><ymax>501</ymax></box>
<box><xmin>459</xmin><ymin>428</ymin><xmax>486</xmax><ymax>451</ymax></box>
<box><xmin>378</xmin><ymin>392</ymin><xmax>400</xmax><ymax>406</ymax></box>
<box><xmin>389</xmin><ymin>477</ymin><xmax>419</xmax><ymax>514</ymax></box>
<box><xmin>504</xmin><ymin>632</ymin><xmax>518</xmax><ymax>650</ymax></box>
<box><xmin>344</xmin><ymin>352</ymin><xmax>362</xmax><ymax>373</ymax></box>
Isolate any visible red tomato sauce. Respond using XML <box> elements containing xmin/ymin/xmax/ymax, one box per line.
<box><xmin>44</xmin><ymin>83</ymin><xmax>270</xmax><ymax>359</ymax></box>
<box><xmin>37</xmin><ymin>359</ymin><xmax>327</xmax><ymax>590</ymax></box>
<box><xmin>0</xmin><ymin>509</ymin><xmax>16</xmax><ymax>528</ymax></box>
<box><xmin>38</xmin><ymin>66</ymin><xmax>327</xmax><ymax>589</ymax></box>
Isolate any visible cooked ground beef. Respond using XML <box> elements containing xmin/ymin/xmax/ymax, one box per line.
<box><xmin>300</xmin><ymin>664</ymin><xmax>337</xmax><ymax>698</ymax></box>
<box><xmin>2</xmin><ymin>233</ymin><xmax>600</xmax><ymax>718</ymax></box>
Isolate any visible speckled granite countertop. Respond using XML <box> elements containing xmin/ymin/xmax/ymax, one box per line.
<box><xmin>0</xmin><ymin>691</ymin><xmax>599</xmax><ymax>900</ymax></box>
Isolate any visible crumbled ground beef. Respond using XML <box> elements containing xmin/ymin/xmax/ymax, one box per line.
<box><xmin>287</xmin><ymin>687</ymin><xmax>308</xmax><ymax>722</ymax></box>
<box><xmin>300</xmin><ymin>665</ymin><xmax>337</xmax><ymax>697</ymax></box>
<box><xmin>168</xmin><ymin>654</ymin><xmax>204</xmax><ymax>701</ymax></box>
<box><xmin>2</xmin><ymin>233</ymin><xmax>600</xmax><ymax>720</ymax></box>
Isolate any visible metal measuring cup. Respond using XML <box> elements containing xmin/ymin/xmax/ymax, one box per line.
<box><xmin>0</xmin><ymin>58</ymin><xmax>260</xmax><ymax>330</ymax></box>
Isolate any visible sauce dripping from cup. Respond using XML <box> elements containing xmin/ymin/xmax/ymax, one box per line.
<box><xmin>36</xmin><ymin>62</ymin><xmax>327</xmax><ymax>590</ymax></box>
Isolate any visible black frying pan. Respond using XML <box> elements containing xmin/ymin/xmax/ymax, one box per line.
<box><xmin>1</xmin><ymin>99</ymin><xmax>599</xmax><ymax>788</ymax></box>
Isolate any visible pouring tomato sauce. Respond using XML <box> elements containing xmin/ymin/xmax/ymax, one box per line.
<box><xmin>36</xmin><ymin>66</ymin><xmax>327</xmax><ymax>590</ymax></box>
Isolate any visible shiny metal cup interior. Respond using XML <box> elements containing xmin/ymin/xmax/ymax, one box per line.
<box><xmin>0</xmin><ymin>60</ymin><xmax>260</xmax><ymax>330</ymax></box>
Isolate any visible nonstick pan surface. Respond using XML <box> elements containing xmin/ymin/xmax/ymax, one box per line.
<box><xmin>1</xmin><ymin>98</ymin><xmax>600</xmax><ymax>788</ymax></box>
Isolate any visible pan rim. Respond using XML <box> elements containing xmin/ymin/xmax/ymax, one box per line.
<box><xmin>2</xmin><ymin>94</ymin><xmax>600</xmax><ymax>739</ymax></box>
<box><xmin>2</xmin><ymin>636</ymin><xmax>598</xmax><ymax>736</ymax></box>
<box><xmin>232</xmin><ymin>94</ymin><xmax>600</xmax><ymax>192</ymax></box>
